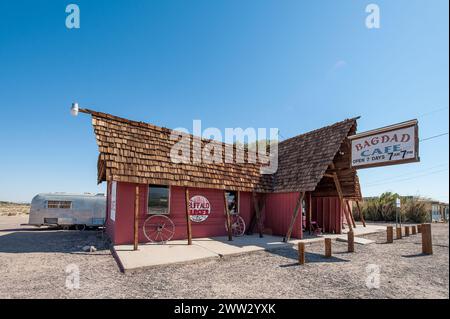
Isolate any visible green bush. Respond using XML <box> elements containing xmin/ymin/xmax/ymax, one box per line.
<box><xmin>356</xmin><ymin>192</ymin><xmax>430</xmax><ymax>223</ymax></box>
<box><xmin>402</xmin><ymin>199</ymin><xmax>429</xmax><ymax>223</ymax></box>
<box><xmin>358</xmin><ymin>192</ymin><xmax>400</xmax><ymax>222</ymax></box>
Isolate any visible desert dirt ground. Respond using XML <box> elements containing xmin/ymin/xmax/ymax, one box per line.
<box><xmin>0</xmin><ymin>202</ymin><xmax>30</xmax><ymax>216</ymax></box>
<box><xmin>0</xmin><ymin>214</ymin><xmax>448</xmax><ymax>299</ymax></box>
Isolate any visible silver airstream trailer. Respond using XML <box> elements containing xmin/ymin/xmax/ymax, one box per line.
<box><xmin>28</xmin><ymin>193</ymin><xmax>106</xmax><ymax>229</ymax></box>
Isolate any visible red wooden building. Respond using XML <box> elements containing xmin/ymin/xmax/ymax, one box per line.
<box><xmin>82</xmin><ymin>109</ymin><xmax>363</xmax><ymax>246</ymax></box>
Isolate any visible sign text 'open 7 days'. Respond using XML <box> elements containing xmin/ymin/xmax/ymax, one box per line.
<box><xmin>349</xmin><ymin>119</ymin><xmax>419</xmax><ymax>169</ymax></box>
<box><xmin>189</xmin><ymin>195</ymin><xmax>211</xmax><ymax>222</ymax></box>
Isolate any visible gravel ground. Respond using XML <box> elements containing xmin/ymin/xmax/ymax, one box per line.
<box><xmin>0</xmin><ymin>215</ymin><xmax>448</xmax><ymax>299</ymax></box>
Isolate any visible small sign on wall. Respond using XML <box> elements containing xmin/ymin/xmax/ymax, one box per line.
<box><xmin>349</xmin><ymin>120</ymin><xmax>419</xmax><ymax>169</ymax></box>
<box><xmin>189</xmin><ymin>195</ymin><xmax>211</xmax><ymax>222</ymax></box>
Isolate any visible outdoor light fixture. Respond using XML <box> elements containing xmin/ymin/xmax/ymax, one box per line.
<box><xmin>70</xmin><ymin>102</ymin><xmax>79</xmax><ymax>116</ymax></box>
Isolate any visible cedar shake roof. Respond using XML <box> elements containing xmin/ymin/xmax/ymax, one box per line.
<box><xmin>88</xmin><ymin>110</ymin><xmax>271</xmax><ymax>192</ymax></box>
<box><xmin>85</xmin><ymin>109</ymin><xmax>360</xmax><ymax>198</ymax></box>
<box><xmin>273</xmin><ymin>118</ymin><xmax>358</xmax><ymax>192</ymax></box>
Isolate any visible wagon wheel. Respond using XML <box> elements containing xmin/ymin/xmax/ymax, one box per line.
<box><xmin>143</xmin><ymin>215</ymin><xmax>175</xmax><ymax>243</ymax></box>
<box><xmin>225</xmin><ymin>215</ymin><xmax>246</xmax><ymax>237</ymax></box>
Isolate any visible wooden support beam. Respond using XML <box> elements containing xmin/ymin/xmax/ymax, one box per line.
<box><xmin>322</xmin><ymin>173</ymin><xmax>335</xmax><ymax>178</ymax></box>
<box><xmin>412</xmin><ymin>225</ymin><xmax>417</xmax><ymax>235</ymax></box>
<box><xmin>252</xmin><ymin>192</ymin><xmax>264</xmax><ymax>238</ymax></box>
<box><xmin>346</xmin><ymin>200</ymin><xmax>357</xmax><ymax>228</ymax></box>
<box><xmin>308</xmin><ymin>192</ymin><xmax>312</xmax><ymax>235</ymax></box>
<box><xmin>224</xmin><ymin>191</ymin><xmax>233</xmax><ymax>241</ymax></box>
<box><xmin>298</xmin><ymin>242</ymin><xmax>305</xmax><ymax>265</ymax></box>
<box><xmin>355</xmin><ymin>201</ymin><xmax>366</xmax><ymax>227</ymax></box>
<box><xmin>133</xmin><ymin>186</ymin><xmax>139</xmax><ymax>251</ymax></box>
<box><xmin>284</xmin><ymin>192</ymin><xmax>305</xmax><ymax>242</ymax></box>
<box><xmin>185</xmin><ymin>187</ymin><xmax>192</xmax><ymax>245</ymax></box>
<box><xmin>330</xmin><ymin>164</ymin><xmax>353</xmax><ymax>232</ymax></box>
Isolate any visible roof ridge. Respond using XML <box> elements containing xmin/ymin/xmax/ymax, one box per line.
<box><xmin>279</xmin><ymin>116</ymin><xmax>360</xmax><ymax>145</ymax></box>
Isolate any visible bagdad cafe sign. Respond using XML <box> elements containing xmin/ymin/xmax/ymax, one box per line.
<box><xmin>349</xmin><ymin>119</ymin><xmax>419</xmax><ymax>169</ymax></box>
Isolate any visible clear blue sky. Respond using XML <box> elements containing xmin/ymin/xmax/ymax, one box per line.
<box><xmin>0</xmin><ymin>0</ymin><xmax>448</xmax><ymax>203</ymax></box>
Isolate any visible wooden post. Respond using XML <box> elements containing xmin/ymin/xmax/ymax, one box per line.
<box><xmin>224</xmin><ymin>191</ymin><xmax>233</xmax><ymax>241</ymax></box>
<box><xmin>412</xmin><ymin>225</ymin><xmax>417</xmax><ymax>235</ymax></box>
<box><xmin>417</xmin><ymin>224</ymin><xmax>422</xmax><ymax>233</ymax></box>
<box><xmin>284</xmin><ymin>192</ymin><xmax>304</xmax><ymax>242</ymax></box>
<box><xmin>133</xmin><ymin>186</ymin><xmax>139</xmax><ymax>251</ymax></box>
<box><xmin>342</xmin><ymin>200</ymin><xmax>353</xmax><ymax>231</ymax></box>
<box><xmin>330</xmin><ymin>164</ymin><xmax>353</xmax><ymax>232</ymax></box>
<box><xmin>346</xmin><ymin>200</ymin><xmax>357</xmax><ymax>228</ymax></box>
<box><xmin>252</xmin><ymin>192</ymin><xmax>263</xmax><ymax>238</ymax></box>
<box><xmin>347</xmin><ymin>231</ymin><xmax>354</xmax><ymax>253</ymax></box>
<box><xmin>396</xmin><ymin>227</ymin><xmax>402</xmax><ymax>239</ymax></box>
<box><xmin>421</xmin><ymin>223</ymin><xmax>433</xmax><ymax>255</ymax></box>
<box><xmin>386</xmin><ymin>226</ymin><xmax>393</xmax><ymax>243</ymax></box>
<box><xmin>308</xmin><ymin>192</ymin><xmax>312</xmax><ymax>234</ymax></box>
<box><xmin>298</xmin><ymin>242</ymin><xmax>305</xmax><ymax>265</ymax></box>
<box><xmin>404</xmin><ymin>226</ymin><xmax>410</xmax><ymax>237</ymax></box>
<box><xmin>185</xmin><ymin>187</ymin><xmax>192</xmax><ymax>245</ymax></box>
<box><xmin>356</xmin><ymin>201</ymin><xmax>366</xmax><ymax>227</ymax></box>
<box><xmin>324</xmin><ymin>238</ymin><xmax>332</xmax><ymax>258</ymax></box>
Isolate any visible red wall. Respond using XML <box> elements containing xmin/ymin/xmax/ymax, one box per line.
<box><xmin>310</xmin><ymin>197</ymin><xmax>343</xmax><ymax>234</ymax></box>
<box><xmin>106</xmin><ymin>182</ymin><xmax>344</xmax><ymax>244</ymax></box>
<box><xmin>107</xmin><ymin>183</ymin><xmax>255</xmax><ymax>245</ymax></box>
<box><xmin>264</xmin><ymin>192</ymin><xmax>303</xmax><ymax>239</ymax></box>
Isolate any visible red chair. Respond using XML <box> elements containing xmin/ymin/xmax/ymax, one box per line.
<box><xmin>310</xmin><ymin>221</ymin><xmax>322</xmax><ymax>236</ymax></box>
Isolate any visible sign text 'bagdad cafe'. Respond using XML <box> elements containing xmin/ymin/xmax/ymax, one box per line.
<box><xmin>348</xmin><ymin>119</ymin><xmax>419</xmax><ymax>169</ymax></box>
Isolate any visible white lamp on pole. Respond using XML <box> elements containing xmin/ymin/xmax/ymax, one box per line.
<box><xmin>70</xmin><ymin>102</ymin><xmax>79</xmax><ymax>116</ymax></box>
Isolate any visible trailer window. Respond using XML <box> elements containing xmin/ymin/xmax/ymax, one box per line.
<box><xmin>148</xmin><ymin>185</ymin><xmax>169</xmax><ymax>215</ymax></box>
<box><xmin>47</xmin><ymin>201</ymin><xmax>72</xmax><ymax>209</ymax></box>
<box><xmin>225</xmin><ymin>191</ymin><xmax>239</xmax><ymax>215</ymax></box>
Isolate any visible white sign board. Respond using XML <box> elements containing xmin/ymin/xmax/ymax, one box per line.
<box><xmin>110</xmin><ymin>181</ymin><xmax>117</xmax><ymax>221</ymax></box>
<box><xmin>396</xmin><ymin>198</ymin><xmax>401</xmax><ymax>208</ymax></box>
<box><xmin>349</xmin><ymin>120</ymin><xmax>419</xmax><ymax>169</ymax></box>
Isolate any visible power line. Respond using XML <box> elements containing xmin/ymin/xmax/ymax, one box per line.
<box><xmin>364</xmin><ymin>168</ymin><xmax>449</xmax><ymax>188</ymax></box>
<box><xmin>417</xmin><ymin>106</ymin><xmax>449</xmax><ymax>118</ymax></box>
<box><xmin>363</xmin><ymin>163</ymin><xmax>449</xmax><ymax>185</ymax></box>
<box><xmin>420</xmin><ymin>132</ymin><xmax>449</xmax><ymax>142</ymax></box>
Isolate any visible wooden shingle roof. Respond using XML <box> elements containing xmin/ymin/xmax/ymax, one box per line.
<box><xmin>273</xmin><ymin>118</ymin><xmax>358</xmax><ymax>193</ymax></box>
<box><xmin>85</xmin><ymin>109</ymin><xmax>360</xmax><ymax>197</ymax></box>
<box><xmin>88</xmin><ymin>110</ymin><xmax>271</xmax><ymax>192</ymax></box>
